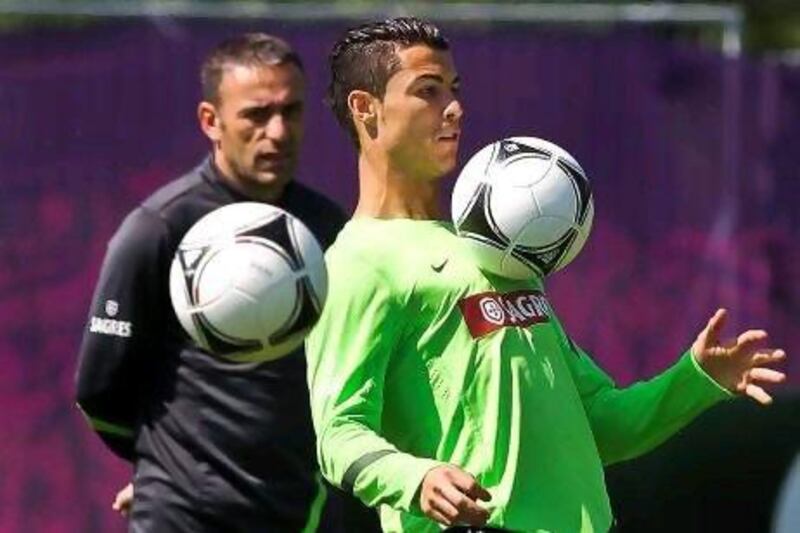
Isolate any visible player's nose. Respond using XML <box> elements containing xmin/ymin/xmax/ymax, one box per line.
<box><xmin>444</xmin><ymin>98</ymin><xmax>464</xmax><ymax>123</ymax></box>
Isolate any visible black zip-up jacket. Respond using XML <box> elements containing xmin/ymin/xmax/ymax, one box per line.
<box><xmin>75</xmin><ymin>157</ymin><xmax>347</xmax><ymax>530</ymax></box>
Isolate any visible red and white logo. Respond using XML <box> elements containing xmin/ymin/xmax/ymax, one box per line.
<box><xmin>458</xmin><ymin>290</ymin><xmax>551</xmax><ymax>338</ymax></box>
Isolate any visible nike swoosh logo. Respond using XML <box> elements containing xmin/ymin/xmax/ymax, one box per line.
<box><xmin>431</xmin><ymin>259</ymin><xmax>448</xmax><ymax>273</ymax></box>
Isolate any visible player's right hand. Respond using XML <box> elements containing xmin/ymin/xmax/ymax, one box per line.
<box><xmin>111</xmin><ymin>482</ymin><xmax>134</xmax><ymax>518</ymax></box>
<box><xmin>419</xmin><ymin>465</ymin><xmax>492</xmax><ymax>527</ymax></box>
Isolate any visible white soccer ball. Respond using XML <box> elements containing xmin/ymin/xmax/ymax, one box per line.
<box><xmin>169</xmin><ymin>202</ymin><xmax>327</xmax><ymax>363</ymax></box>
<box><xmin>452</xmin><ymin>137</ymin><xmax>594</xmax><ymax>279</ymax></box>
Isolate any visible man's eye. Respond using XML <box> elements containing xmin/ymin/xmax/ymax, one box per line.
<box><xmin>285</xmin><ymin>103</ymin><xmax>304</xmax><ymax>118</ymax></box>
<box><xmin>245</xmin><ymin>109</ymin><xmax>272</xmax><ymax>123</ymax></box>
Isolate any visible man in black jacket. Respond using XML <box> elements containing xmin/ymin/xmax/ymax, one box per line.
<box><xmin>75</xmin><ymin>33</ymin><xmax>369</xmax><ymax>532</ymax></box>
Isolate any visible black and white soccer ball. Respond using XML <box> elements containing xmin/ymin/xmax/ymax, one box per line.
<box><xmin>169</xmin><ymin>203</ymin><xmax>327</xmax><ymax>363</ymax></box>
<box><xmin>452</xmin><ymin>137</ymin><xmax>594</xmax><ymax>279</ymax></box>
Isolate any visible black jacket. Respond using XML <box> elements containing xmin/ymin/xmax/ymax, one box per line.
<box><xmin>75</xmin><ymin>157</ymin><xmax>347</xmax><ymax>528</ymax></box>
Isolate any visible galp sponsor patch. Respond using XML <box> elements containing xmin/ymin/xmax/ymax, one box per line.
<box><xmin>458</xmin><ymin>290</ymin><xmax>551</xmax><ymax>338</ymax></box>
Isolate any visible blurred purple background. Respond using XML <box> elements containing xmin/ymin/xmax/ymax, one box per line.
<box><xmin>0</xmin><ymin>19</ymin><xmax>797</xmax><ymax>532</ymax></box>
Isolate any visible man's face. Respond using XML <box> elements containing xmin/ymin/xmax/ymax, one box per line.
<box><xmin>213</xmin><ymin>62</ymin><xmax>305</xmax><ymax>193</ymax></box>
<box><xmin>375</xmin><ymin>45</ymin><xmax>463</xmax><ymax>180</ymax></box>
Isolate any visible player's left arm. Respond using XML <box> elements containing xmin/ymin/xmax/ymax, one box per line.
<box><xmin>306</xmin><ymin>255</ymin><xmax>445</xmax><ymax>515</ymax></box>
<box><xmin>565</xmin><ymin>308</ymin><xmax>786</xmax><ymax>465</ymax></box>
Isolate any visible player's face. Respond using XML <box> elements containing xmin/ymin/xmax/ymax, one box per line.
<box><xmin>214</xmin><ymin>63</ymin><xmax>305</xmax><ymax>194</ymax></box>
<box><xmin>376</xmin><ymin>45</ymin><xmax>463</xmax><ymax>180</ymax></box>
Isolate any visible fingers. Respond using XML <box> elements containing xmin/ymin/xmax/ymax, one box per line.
<box><xmin>744</xmin><ymin>383</ymin><xmax>773</xmax><ymax>405</ymax></box>
<box><xmin>111</xmin><ymin>497</ymin><xmax>130</xmax><ymax>517</ymax></box>
<box><xmin>112</xmin><ymin>483</ymin><xmax>133</xmax><ymax>517</ymax></box>
<box><xmin>748</xmin><ymin>367</ymin><xmax>786</xmax><ymax>385</ymax></box>
<box><xmin>692</xmin><ymin>309</ymin><xmax>728</xmax><ymax>360</ymax></box>
<box><xmin>704</xmin><ymin>308</ymin><xmax>728</xmax><ymax>345</ymax></box>
<box><xmin>742</xmin><ymin>357</ymin><xmax>785</xmax><ymax>405</ymax></box>
<box><xmin>438</xmin><ymin>483</ymin><xmax>489</xmax><ymax>525</ymax></box>
<box><xmin>426</xmin><ymin>505</ymin><xmax>453</xmax><ymax>527</ymax></box>
<box><xmin>429</xmin><ymin>492</ymin><xmax>460</xmax><ymax>526</ymax></box>
<box><xmin>424</xmin><ymin>492</ymin><xmax>488</xmax><ymax>527</ymax></box>
<box><xmin>420</xmin><ymin>466</ymin><xmax>490</xmax><ymax>527</ymax></box>
<box><xmin>752</xmin><ymin>349</ymin><xmax>786</xmax><ymax>366</ymax></box>
<box><xmin>450</xmin><ymin>469</ymin><xmax>492</xmax><ymax>502</ymax></box>
<box><xmin>111</xmin><ymin>493</ymin><xmax>125</xmax><ymax>511</ymax></box>
<box><xmin>736</xmin><ymin>329</ymin><xmax>768</xmax><ymax>350</ymax></box>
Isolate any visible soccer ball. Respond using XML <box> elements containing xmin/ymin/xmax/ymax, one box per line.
<box><xmin>169</xmin><ymin>202</ymin><xmax>327</xmax><ymax>363</ymax></box>
<box><xmin>452</xmin><ymin>137</ymin><xmax>594</xmax><ymax>279</ymax></box>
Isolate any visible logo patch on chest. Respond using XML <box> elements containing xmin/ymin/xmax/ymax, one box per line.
<box><xmin>458</xmin><ymin>290</ymin><xmax>551</xmax><ymax>338</ymax></box>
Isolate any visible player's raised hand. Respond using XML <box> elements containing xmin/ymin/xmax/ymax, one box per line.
<box><xmin>419</xmin><ymin>465</ymin><xmax>492</xmax><ymax>527</ymax></box>
<box><xmin>691</xmin><ymin>308</ymin><xmax>787</xmax><ymax>405</ymax></box>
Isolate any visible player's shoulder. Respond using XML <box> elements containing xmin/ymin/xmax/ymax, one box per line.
<box><xmin>325</xmin><ymin>219</ymin><xmax>408</xmax><ymax>283</ymax></box>
<box><xmin>322</xmin><ymin>241</ymin><xmax>403</xmax><ymax>309</ymax></box>
<box><xmin>329</xmin><ymin>218</ymin><xmax>463</xmax><ymax>289</ymax></box>
<box><xmin>332</xmin><ymin>218</ymin><xmax>452</xmax><ymax>255</ymax></box>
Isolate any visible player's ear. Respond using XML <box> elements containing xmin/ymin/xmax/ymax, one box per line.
<box><xmin>198</xmin><ymin>101</ymin><xmax>222</xmax><ymax>143</ymax></box>
<box><xmin>348</xmin><ymin>90</ymin><xmax>378</xmax><ymax>141</ymax></box>
<box><xmin>348</xmin><ymin>90</ymin><xmax>378</xmax><ymax>126</ymax></box>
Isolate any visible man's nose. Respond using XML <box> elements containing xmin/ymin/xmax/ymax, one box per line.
<box><xmin>265</xmin><ymin>113</ymin><xmax>290</xmax><ymax>141</ymax></box>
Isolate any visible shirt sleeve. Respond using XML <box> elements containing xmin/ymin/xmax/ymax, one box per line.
<box><xmin>306</xmin><ymin>255</ymin><xmax>443</xmax><ymax>514</ymax></box>
<box><xmin>563</xmin><ymin>340</ymin><xmax>733</xmax><ymax>465</ymax></box>
<box><xmin>74</xmin><ymin>207</ymin><xmax>169</xmax><ymax>461</ymax></box>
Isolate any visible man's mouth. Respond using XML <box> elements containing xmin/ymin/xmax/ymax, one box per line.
<box><xmin>255</xmin><ymin>153</ymin><xmax>290</xmax><ymax>167</ymax></box>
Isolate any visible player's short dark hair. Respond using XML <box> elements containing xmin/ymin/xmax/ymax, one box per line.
<box><xmin>326</xmin><ymin>17</ymin><xmax>449</xmax><ymax>145</ymax></box>
<box><xmin>201</xmin><ymin>33</ymin><xmax>304</xmax><ymax>105</ymax></box>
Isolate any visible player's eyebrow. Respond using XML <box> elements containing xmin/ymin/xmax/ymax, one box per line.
<box><xmin>410</xmin><ymin>73</ymin><xmax>461</xmax><ymax>86</ymax></box>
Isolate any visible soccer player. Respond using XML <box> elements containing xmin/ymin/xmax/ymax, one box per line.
<box><xmin>75</xmin><ymin>33</ymin><xmax>361</xmax><ymax>532</ymax></box>
<box><xmin>305</xmin><ymin>17</ymin><xmax>788</xmax><ymax>533</ymax></box>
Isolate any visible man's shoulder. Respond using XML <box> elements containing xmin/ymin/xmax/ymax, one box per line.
<box><xmin>137</xmin><ymin>160</ymin><xmax>231</xmax><ymax>238</ymax></box>
<box><xmin>110</xmin><ymin>161</ymin><xmax>216</xmax><ymax>253</ymax></box>
<box><xmin>140</xmin><ymin>162</ymin><xmax>209</xmax><ymax>215</ymax></box>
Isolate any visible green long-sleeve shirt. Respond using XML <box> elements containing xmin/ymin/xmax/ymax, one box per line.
<box><xmin>306</xmin><ymin>219</ymin><xmax>731</xmax><ymax>532</ymax></box>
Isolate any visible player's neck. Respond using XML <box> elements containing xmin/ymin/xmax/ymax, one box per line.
<box><xmin>354</xmin><ymin>152</ymin><xmax>441</xmax><ymax>220</ymax></box>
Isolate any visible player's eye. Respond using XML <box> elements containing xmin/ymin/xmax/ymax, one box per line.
<box><xmin>417</xmin><ymin>85</ymin><xmax>440</xmax><ymax>99</ymax></box>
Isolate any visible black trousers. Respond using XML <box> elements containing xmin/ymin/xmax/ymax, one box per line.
<box><xmin>128</xmin><ymin>458</ymin><xmax>373</xmax><ymax>533</ymax></box>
